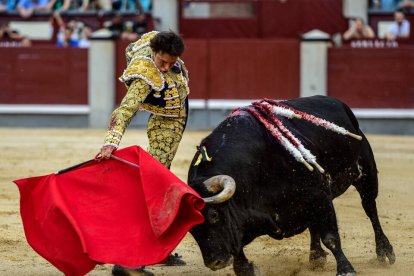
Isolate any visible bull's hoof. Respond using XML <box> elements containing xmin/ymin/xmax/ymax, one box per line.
<box><xmin>111</xmin><ymin>265</ymin><xmax>154</xmax><ymax>276</ymax></box>
<box><xmin>336</xmin><ymin>263</ymin><xmax>356</xmax><ymax>276</ymax></box>
<box><xmin>377</xmin><ymin>245</ymin><xmax>396</xmax><ymax>264</ymax></box>
<box><xmin>377</xmin><ymin>251</ymin><xmax>396</xmax><ymax>265</ymax></box>
<box><xmin>162</xmin><ymin>253</ymin><xmax>186</xmax><ymax>266</ymax></box>
<box><xmin>234</xmin><ymin>261</ymin><xmax>262</xmax><ymax>276</ymax></box>
<box><xmin>376</xmin><ymin>237</ymin><xmax>396</xmax><ymax>264</ymax></box>
<box><xmin>309</xmin><ymin>249</ymin><xmax>328</xmax><ymax>270</ymax></box>
<box><xmin>336</xmin><ymin>273</ymin><xmax>356</xmax><ymax>276</ymax></box>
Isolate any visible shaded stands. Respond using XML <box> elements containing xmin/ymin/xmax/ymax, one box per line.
<box><xmin>0</xmin><ymin>10</ymin><xmax>154</xmax><ymax>45</ymax></box>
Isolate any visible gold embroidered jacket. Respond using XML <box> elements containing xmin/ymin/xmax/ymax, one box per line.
<box><xmin>104</xmin><ymin>31</ymin><xmax>190</xmax><ymax>148</ymax></box>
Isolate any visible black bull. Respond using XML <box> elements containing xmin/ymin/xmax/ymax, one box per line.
<box><xmin>187</xmin><ymin>96</ymin><xmax>395</xmax><ymax>276</ymax></box>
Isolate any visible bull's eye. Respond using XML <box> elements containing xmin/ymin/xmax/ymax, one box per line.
<box><xmin>207</xmin><ymin>208</ymin><xmax>220</xmax><ymax>224</ymax></box>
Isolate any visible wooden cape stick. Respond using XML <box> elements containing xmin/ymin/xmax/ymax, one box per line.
<box><xmin>56</xmin><ymin>155</ymin><xmax>139</xmax><ymax>175</ymax></box>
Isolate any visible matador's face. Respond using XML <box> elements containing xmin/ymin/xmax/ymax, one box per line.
<box><xmin>153</xmin><ymin>51</ymin><xmax>178</xmax><ymax>73</ymax></box>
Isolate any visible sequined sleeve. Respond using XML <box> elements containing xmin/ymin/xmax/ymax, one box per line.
<box><xmin>103</xmin><ymin>78</ymin><xmax>151</xmax><ymax>148</ymax></box>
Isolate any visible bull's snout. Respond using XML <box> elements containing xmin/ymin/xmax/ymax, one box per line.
<box><xmin>205</xmin><ymin>256</ymin><xmax>234</xmax><ymax>271</ymax></box>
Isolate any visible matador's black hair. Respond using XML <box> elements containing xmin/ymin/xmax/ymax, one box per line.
<box><xmin>150</xmin><ymin>31</ymin><xmax>185</xmax><ymax>57</ymax></box>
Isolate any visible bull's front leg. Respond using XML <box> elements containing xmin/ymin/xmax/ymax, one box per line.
<box><xmin>312</xmin><ymin>197</ymin><xmax>356</xmax><ymax>276</ymax></box>
<box><xmin>233</xmin><ymin>249</ymin><xmax>262</xmax><ymax>276</ymax></box>
<box><xmin>308</xmin><ymin>226</ymin><xmax>328</xmax><ymax>269</ymax></box>
<box><xmin>321</xmin><ymin>233</ymin><xmax>355</xmax><ymax>276</ymax></box>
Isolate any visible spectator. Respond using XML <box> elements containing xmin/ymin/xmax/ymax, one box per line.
<box><xmin>399</xmin><ymin>0</ymin><xmax>414</xmax><ymax>9</ymax></box>
<box><xmin>106</xmin><ymin>11</ymin><xmax>148</xmax><ymax>41</ymax></box>
<box><xmin>66</xmin><ymin>18</ymin><xmax>79</xmax><ymax>29</ymax></box>
<box><xmin>1</xmin><ymin>0</ymin><xmax>18</xmax><ymax>12</ymax></box>
<box><xmin>106</xmin><ymin>12</ymin><xmax>125</xmax><ymax>37</ymax></box>
<box><xmin>139</xmin><ymin>0</ymin><xmax>150</xmax><ymax>12</ymax></box>
<box><xmin>371</xmin><ymin>0</ymin><xmax>414</xmax><ymax>10</ymax></box>
<box><xmin>68</xmin><ymin>0</ymin><xmax>90</xmax><ymax>12</ymax></box>
<box><xmin>68</xmin><ymin>0</ymin><xmax>89</xmax><ymax>11</ymax></box>
<box><xmin>121</xmin><ymin>12</ymin><xmax>147</xmax><ymax>40</ymax></box>
<box><xmin>49</xmin><ymin>0</ymin><xmax>66</xmax><ymax>12</ymax></box>
<box><xmin>0</xmin><ymin>22</ymin><xmax>24</xmax><ymax>39</ymax></box>
<box><xmin>343</xmin><ymin>17</ymin><xmax>375</xmax><ymax>40</ymax></box>
<box><xmin>20</xmin><ymin>37</ymin><xmax>32</xmax><ymax>46</ymax></box>
<box><xmin>49</xmin><ymin>0</ymin><xmax>90</xmax><ymax>13</ymax></box>
<box><xmin>0</xmin><ymin>0</ymin><xmax>6</xmax><ymax>11</ymax></box>
<box><xmin>381</xmin><ymin>0</ymin><xmax>399</xmax><ymax>9</ymax></box>
<box><xmin>0</xmin><ymin>22</ymin><xmax>32</xmax><ymax>46</ymax></box>
<box><xmin>385</xmin><ymin>10</ymin><xmax>410</xmax><ymax>40</ymax></box>
<box><xmin>51</xmin><ymin>11</ymin><xmax>88</xmax><ymax>44</ymax></box>
<box><xmin>131</xmin><ymin>12</ymin><xmax>147</xmax><ymax>35</ymax></box>
<box><xmin>16</xmin><ymin>0</ymin><xmax>52</xmax><ymax>18</ymax></box>
<box><xmin>53</xmin><ymin>15</ymin><xmax>86</xmax><ymax>47</ymax></box>
<box><xmin>88</xmin><ymin>0</ymin><xmax>110</xmax><ymax>11</ymax></box>
<box><xmin>112</xmin><ymin>0</ymin><xmax>143</xmax><ymax>12</ymax></box>
<box><xmin>78</xmin><ymin>22</ymin><xmax>91</xmax><ymax>47</ymax></box>
<box><xmin>56</xmin><ymin>25</ymin><xmax>78</xmax><ymax>47</ymax></box>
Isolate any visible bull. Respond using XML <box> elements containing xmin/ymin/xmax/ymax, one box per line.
<box><xmin>188</xmin><ymin>96</ymin><xmax>395</xmax><ymax>276</ymax></box>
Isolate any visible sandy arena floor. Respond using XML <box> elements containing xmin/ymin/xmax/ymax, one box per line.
<box><xmin>0</xmin><ymin>128</ymin><xmax>413</xmax><ymax>275</ymax></box>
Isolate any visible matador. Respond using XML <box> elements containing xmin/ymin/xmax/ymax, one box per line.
<box><xmin>100</xmin><ymin>30</ymin><xmax>189</xmax><ymax>169</ymax></box>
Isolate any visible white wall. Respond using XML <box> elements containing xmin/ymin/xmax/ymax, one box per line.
<box><xmin>343</xmin><ymin>0</ymin><xmax>368</xmax><ymax>22</ymax></box>
<box><xmin>152</xmin><ymin>0</ymin><xmax>179</xmax><ymax>32</ymax></box>
<box><xmin>88</xmin><ymin>40</ymin><xmax>115</xmax><ymax>128</ymax></box>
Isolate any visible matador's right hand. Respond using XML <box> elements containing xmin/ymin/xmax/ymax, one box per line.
<box><xmin>97</xmin><ymin>145</ymin><xmax>116</xmax><ymax>161</ymax></box>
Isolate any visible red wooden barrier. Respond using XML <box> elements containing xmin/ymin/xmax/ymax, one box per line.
<box><xmin>259</xmin><ymin>0</ymin><xmax>347</xmax><ymax>38</ymax></box>
<box><xmin>3</xmin><ymin>40</ymin><xmax>412</xmax><ymax>110</ymax></box>
<box><xmin>181</xmin><ymin>39</ymin><xmax>209</xmax><ymax>99</ymax></box>
<box><xmin>328</xmin><ymin>46</ymin><xmax>414</xmax><ymax>108</ymax></box>
<box><xmin>205</xmin><ymin>39</ymin><xmax>299</xmax><ymax>100</ymax></box>
<box><xmin>0</xmin><ymin>47</ymin><xmax>87</xmax><ymax>104</ymax></box>
<box><xmin>179</xmin><ymin>0</ymin><xmax>347</xmax><ymax>39</ymax></box>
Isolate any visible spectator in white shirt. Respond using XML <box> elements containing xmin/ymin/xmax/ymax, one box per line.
<box><xmin>386</xmin><ymin>10</ymin><xmax>410</xmax><ymax>40</ymax></box>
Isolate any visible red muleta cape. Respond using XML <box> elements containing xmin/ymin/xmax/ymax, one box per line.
<box><xmin>14</xmin><ymin>146</ymin><xmax>205</xmax><ymax>275</ymax></box>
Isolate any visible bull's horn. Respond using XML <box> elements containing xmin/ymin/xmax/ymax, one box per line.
<box><xmin>202</xmin><ymin>175</ymin><xmax>236</xmax><ymax>204</ymax></box>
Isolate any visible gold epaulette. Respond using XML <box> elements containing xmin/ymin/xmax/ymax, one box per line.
<box><xmin>119</xmin><ymin>56</ymin><xmax>165</xmax><ymax>91</ymax></box>
<box><xmin>131</xmin><ymin>31</ymin><xmax>158</xmax><ymax>54</ymax></box>
<box><xmin>125</xmin><ymin>31</ymin><xmax>158</xmax><ymax>63</ymax></box>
